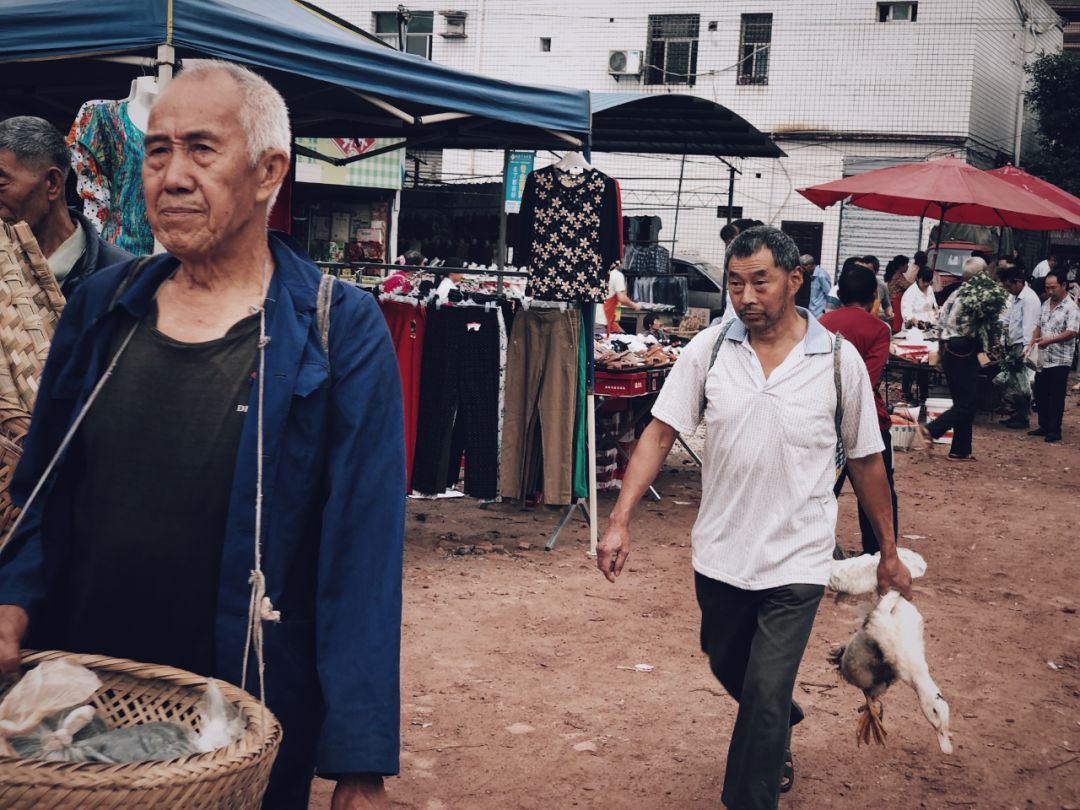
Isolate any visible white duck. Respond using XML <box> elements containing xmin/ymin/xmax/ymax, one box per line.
<box><xmin>828</xmin><ymin>551</ymin><xmax>952</xmax><ymax>754</ymax></box>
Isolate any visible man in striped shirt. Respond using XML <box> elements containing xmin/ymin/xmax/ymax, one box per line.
<box><xmin>597</xmin><ymin>226</ymin><xmax>911</xmax><ymax>810</ymax></box>
<box><xmin>1025</xmin><ymin>268</ymin><xmax>1080</xmax><ymax>443</ymax></box>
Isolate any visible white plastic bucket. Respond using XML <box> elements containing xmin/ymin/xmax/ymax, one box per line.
<box><xmin>924</xmin><ymin>398</ymin><xmax>953</xmax><ymax>445</ymax></box>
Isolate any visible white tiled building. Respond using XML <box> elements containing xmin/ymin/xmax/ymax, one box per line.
<box><xmin>319</xmin><ymin>0</ymin><xmax>1063</xmax><ymax>272</ymax></box>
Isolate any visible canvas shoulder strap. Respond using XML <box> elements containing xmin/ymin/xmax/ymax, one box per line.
<box><xmin>833</xmin><ymin>332</ymin><xmax>846</xmax><ymax>476</ymax></box>
<box><xmin>700</xmin><ymin>318</ymin><xmax>738</xmax><ymax>413</ymax></box>
<box><xmin>316</xmin><ymin>273</ymin><xmax>335</xmax><ymax>380</ymax></box>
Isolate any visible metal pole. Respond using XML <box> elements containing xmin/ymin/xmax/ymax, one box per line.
<box><xmin>497</xmin><ymin>149</ymin><xmax>510</xmax><ymax>294</ymax></box>
<box><xmin>726</xmin><ymin>166</ymin><xmax>735</xmax><ymax>224</ymax></box>
<box><xmin>670</xmin><ymin>152</ymin><xmax>687</xmax><ymax>259</ymax></box>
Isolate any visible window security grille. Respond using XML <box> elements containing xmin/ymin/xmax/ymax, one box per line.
<box><xmin>738</xmin><ymin>13</ymin><xmax>772</xmax><ymax>85</ymax></box>
<box><xmin>645</xmin><ymin>14</ymin><xmax>700</xmax><ymax>86</ymax></box>
<box><xmin>878</xmin><ymin>3</ymin><xmax>918</xmax><ymax>22</ymax></box>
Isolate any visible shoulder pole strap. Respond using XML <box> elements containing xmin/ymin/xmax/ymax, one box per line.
<box><xmin>107</xmin><ymin>255</ymin><xmax>156</xmax><ymax>312</ymax></box>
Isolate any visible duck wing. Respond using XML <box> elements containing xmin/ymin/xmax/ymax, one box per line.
<box><xmin>829</xmin><ymin>549</ymin><xmax>926</xmax><ymax>597</ymax></box>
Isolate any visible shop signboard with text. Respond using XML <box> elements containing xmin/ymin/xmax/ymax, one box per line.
<box><xmin>505</xmin><ymin>151</ymin><xmax>535</xmax><ymax>214</ymax></box>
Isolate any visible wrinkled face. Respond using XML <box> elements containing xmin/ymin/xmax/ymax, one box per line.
<box><xmin>142</xmin><ymin>72</ymin><xmax>267</xmax><ymax>260</ymax></box>
<box><xmin>728</xmin><ymin>247</ymin><xmax>801</xmax><ymax>333</ymax></box>
<box><xmin>0</xmin><ymin>150</ymin><xmax>56</xmax><ymax>232</ymax></box>
<box><xmin>919</xmin><ymin>691</ymin><xmax>952</xmax><ymax>754</ymax></box>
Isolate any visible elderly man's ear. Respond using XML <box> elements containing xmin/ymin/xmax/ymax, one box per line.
<box><xmin>45</xmin><ymin>166</ymin><xmax>66</xmax><ymax>203</ymax></box>
<box><xmin>255</xmin><ymin>150</ymin><xmax>291</xmax><ymax>205</ymax></box>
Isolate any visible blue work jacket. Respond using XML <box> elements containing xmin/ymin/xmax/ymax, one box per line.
<box><xmin>0</xmin><ymin>231</ymin><xmax>405</xmax><ymax>786</ymax></box>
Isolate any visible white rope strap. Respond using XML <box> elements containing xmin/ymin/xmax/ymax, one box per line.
<box><xmin>241</xmin><ymin>260</ymin><xmax>279</xmax><ymax>712</ymax></box>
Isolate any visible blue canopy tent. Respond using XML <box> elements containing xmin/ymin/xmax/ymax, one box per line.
<box><xmin>0</xmin><ymin>0</ymin><xmax>591</xmax><ymax>151</ymax></box>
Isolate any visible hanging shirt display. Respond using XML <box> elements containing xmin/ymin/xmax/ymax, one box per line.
<box><xmin>67</xmin><ymin>100</ymin><xmax>155</xmax><ymax>256</ymax></box>
<box><xmin>515</xmin><ymin>166</ymin><xmax>622</xmax><ymax>303</ymax></box>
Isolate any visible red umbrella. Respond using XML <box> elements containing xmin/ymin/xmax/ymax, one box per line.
<box><xmin>798</xmin><ymin>156</ymin><xmax>1080</xmax><ymax>231</ymax></box>
<box><xmin>986</xmin><ymin>164</ymin><xmax>1080</xmax><ymax>225</ymax></box>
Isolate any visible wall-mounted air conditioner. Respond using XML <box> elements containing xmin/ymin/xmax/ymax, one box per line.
<box><xmin>608</xmin><ymin>50</ymin><xmax>643</xmax><ymax>80</ymax></box>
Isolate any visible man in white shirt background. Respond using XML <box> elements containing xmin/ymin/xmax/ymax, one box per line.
<box><xmin>1031</xmin><ymin>253</ymin><xmax>1058</xmax><ymax>280</ymax></box>
<box><xmin>596</xmin><ymin>226</ymin><xmax>911</xmax><ymax>810</ymax></box>
<box><xmin>900</xmin><ymin>266</ymin><xmax>939</xmax><ymax>328</ymax></box>
<box><xmin>998</xmin><ymin>265</ymin><xmax>1042</xmax><ymax>429</ymax></box>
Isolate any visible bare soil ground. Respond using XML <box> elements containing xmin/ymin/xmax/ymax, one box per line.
<box><xmin>311</xmin><ymin>385</ymin><xmax>1080</xmax><ymax>810</ymax></box>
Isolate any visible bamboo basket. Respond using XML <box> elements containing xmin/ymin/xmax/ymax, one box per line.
<box><xmin>0</xmin><ymin>650</ymin><xmax>282</xmax><ymax>809</ymax></box>
<box><xmin>0</xmin><ymin>220</ymin><xmax>66</xmax><ymax>543</ymax></box>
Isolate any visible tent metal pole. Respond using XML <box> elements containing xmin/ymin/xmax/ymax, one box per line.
<box><xmin>670</xmin><ymin>152</ymin><xmax>687</xmax><ymax>259</ymax></box>
<box><xmin>584</xmin><ymin>135</ymin><xmax>598</xmax><ymax>556</ymax></box>
<box><xmin>726</xmin><ymin>166</ymin><xmax>736</xmax><ymax>224</ymax></box>
<box><xmin>156</xmin><ymin>45</ymin><xmax>175</xmax><ymax>89</ymax></box>
<box><xmin>497</xmin><ymin>149</ymin><xmax>510</xmax><ymax>293</ymax></box>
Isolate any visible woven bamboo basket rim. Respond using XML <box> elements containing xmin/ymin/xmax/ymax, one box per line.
<box><xmin>0</xmin><ymin>649</ymin><xmax>282</xmax><ymax>790</ymax></box>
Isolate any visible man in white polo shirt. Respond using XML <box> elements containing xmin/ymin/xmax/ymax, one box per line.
<box><xmin>596</xmin><ymin>226</ymin><xmax>912</xmax><ymax>809</ymax></box>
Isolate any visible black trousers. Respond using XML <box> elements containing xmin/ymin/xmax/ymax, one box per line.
<box><xmin>927</xmin><ymin>338</ymin><xmax>980</xmax><ymax>457</ymax></box>
<box><xmin>1033</xmin><ymin>365</ymin><xmax>1070</xmax><ymax>433</ymax></box>
<box><xmin>695</xmin><ymin>573</ymin><xmax>824</xmax><ymax>810</ymax></box>
<box><xmin>833</xmin><ymin>428</ymin><xmax>896</xmax><ymax>556</ymax></box>
<box><xmin>411</xmin><ymin>307</ymin><xmax>501</xmax><ymax>499</ymax></box>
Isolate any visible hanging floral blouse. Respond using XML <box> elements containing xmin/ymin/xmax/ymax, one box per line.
<box><xmin>67</xmin><ymin>101</ymin><xmax>155</xmax><ymax>256</ymax></box>
<box><xmin>516</xmin><ymin>166</ymin><xmax>622</xmax><ymax>303</ymax></box>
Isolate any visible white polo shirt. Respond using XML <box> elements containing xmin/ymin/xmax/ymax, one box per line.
<box><xmin>651</xmin><ymin>309</ymin><xmax>884</xmax><ymax>590</ymax></box>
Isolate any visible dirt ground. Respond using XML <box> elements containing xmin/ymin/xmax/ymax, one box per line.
<box><xmin>310</xmin><ymin>383</ymin><xmax>1080</xmax><ymax>810</ymax></box>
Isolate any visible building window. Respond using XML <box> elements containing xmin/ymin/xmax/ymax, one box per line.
<box><xmin>645</xmin><ymin>14</ymin><xmax>700</xmax><ymax>86</ymax></box>
<box><xmin>878</xmin><ymin>3</ymin><xmax>918</xmax><ymax>22</ymax></box>
<box><xmin>738</xmin><ymin>13</ymin><xmax>772</xmax><ymax>85</ymax></box>
<box><xmin>540</xmin><ymin>37</ymin><xmax>551</xmax><ymax>52</ymax></box>
<box><xmin>373</xmin><ymin>10</ymin><xmax>434</xmax><ymax>58</ymax></box>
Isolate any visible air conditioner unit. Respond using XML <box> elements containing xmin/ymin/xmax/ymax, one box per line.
<box><xmin>608</xmin><ymin>50</ymin><xmax>642</xmax><ymax>78</ymax></box>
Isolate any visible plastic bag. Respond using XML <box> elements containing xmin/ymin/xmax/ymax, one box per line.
<box><xmin>0</xmin><ymin>659</ymin><xmax>102</xmax><ymax>755</ymax></box>
<box><xmin>8</xmin><ymin>706</ymin><xmax>109</xmax><ymax>761</ymax></box>
<box><xmin>195</xmin><ymin>679</ymin><xmax>246</xmax><ymax>752</ymax></box>
<box><xmin>77</xmin><ymin>722</ymin><xmax>200</xmax><ymax>763</ymax></box>
<box><xmin>993</xmin><ymin>368</ymin><xmax>1031</xmax><ymax>410</ymax></box>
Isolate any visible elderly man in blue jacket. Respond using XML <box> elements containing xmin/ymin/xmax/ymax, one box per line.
<box><xmin>0</xmin><ymin>61</ymin><xmax>404</xmax><ymax>810</ymax></box>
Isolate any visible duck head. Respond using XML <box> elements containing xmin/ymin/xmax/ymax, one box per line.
<box><xmin>917</xmin><ymin>687</ymin><xmax>952</xmax><ymax>754</ymax></box>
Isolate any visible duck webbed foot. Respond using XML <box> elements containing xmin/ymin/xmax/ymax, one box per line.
<box><xmin>856</xmin><ymin>698</ymin><xmax>889</xmax><ymax>747</ymax></box>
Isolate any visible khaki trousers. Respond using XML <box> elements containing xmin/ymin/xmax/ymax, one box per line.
<box><xmin>500</xmin><ymin>307</ymin><xmax>580</xmax><ymax>505</ymax></box>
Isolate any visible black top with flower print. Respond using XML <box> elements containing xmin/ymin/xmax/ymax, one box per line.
<box><xmin>515</xmin><ymin>166</ymin><xmax>622</xmax><ymax>303</ymax></box>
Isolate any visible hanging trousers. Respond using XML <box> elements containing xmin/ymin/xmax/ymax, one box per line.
<box><xmin>1033</xmin><ymin>364</ymin><xmax>1070</xmax><ymax>433</ymax></box>
<box><xmin>500</xmin><ymin>307</ymin><xmax>580</xmax><ymax>505</ymax></box>
<box><xmin>411</xmin><ymin>307</ymin><xmax>501</xmax><ymax>499</ymax></box>
<box><xmin>927</xmin><ymin>337</ymin><xmax>980</xmax><ymax>457</ymax></box>
<box><xmin>695</xmin><ymin>574</ymin><xmax>824</xmax><ymax>810</ymax></box>
<box><xmin>379</xmin><ymin>301</ymin><xmax>426</xmax><ymax>486</ymax></box>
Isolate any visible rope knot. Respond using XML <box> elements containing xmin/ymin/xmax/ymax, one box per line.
<box><xmin>248</xmin><ymin>304</ymin><xmax>265</xmax><ymax>315</ymax></box>
<box><xmin>248</xmin><ymin>570</ymin><xmax>280</xmax><ymax>622</ymax></box>
<box><xmin>258</xmin><ymin>336</ymin><xmax>271</xmax><ymax>348</ymax></box>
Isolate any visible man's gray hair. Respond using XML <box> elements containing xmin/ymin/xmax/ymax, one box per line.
<box><xmin>961</xmin><ymin>256</ymin><xmax>986</xmax><ymax>280</ymax></box>
<box><xmin>165</xmin><ymin>60</ymin><xmax>291</xmax><ymax>169</ymax></box>
<box><xmin>725</xmin><ymin>225</ymin><xmax>801</xmax><ymax>274</ymax></box>
<box><xmin>799</xmin><ymin>254</ymin><xmax>815</xmax><ymax>267</ymax></box>
<box><xmin>0</xmin><ymin>116</ymin><xmax>71</xmax><ymax>181</ymax></box>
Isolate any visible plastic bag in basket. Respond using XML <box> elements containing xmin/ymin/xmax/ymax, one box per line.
<box><xmin>8</xmin><ymin>705</ymin><xmax>108</xmax><ymax>761</ymax></box>
<box><xmin>0</xmin><ymin>659</ymin><xmax>101</xmax><ymax>755</ymax></box>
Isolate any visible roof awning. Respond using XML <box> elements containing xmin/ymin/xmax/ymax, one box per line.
<box><xmin>589</xmin><ymin>93</ymin><xmax>785</xmax><ymax>159</ymax></box>
<box><xmin>0</xmin><ymin>0</ymin><xmax>591</xmax><ymax>149</ymax></box>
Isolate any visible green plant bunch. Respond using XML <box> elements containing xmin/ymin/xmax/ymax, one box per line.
<box><xmin>958</xmin><ymin>271</ymin><xmax>1008</xmax><ymax>352</ymax></box>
